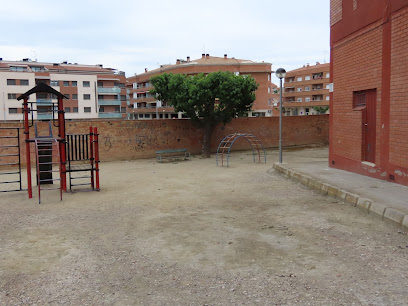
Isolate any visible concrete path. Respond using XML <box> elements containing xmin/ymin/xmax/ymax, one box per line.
<box><xmin>271</xmin><ymin>146</ymin><xmax>408</xmax><ymax>230</ymax></box>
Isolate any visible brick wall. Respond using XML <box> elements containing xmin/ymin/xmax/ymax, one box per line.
<box><xmin>330</xmin><ymin>1</ymin><xmax>408</xmax><ymax>186</ymax></box>
<box><xmin>0</xmin><ymin>115</ymin><xmax>328</xmax><ymax>166</ymax></box>
<box><xmin>331</xmin><ymin>0</ymin><xmax>343</xmax><ymax>26</ymax></box>
<box><xmin>390</xmin><ymin>6</ymin><xmax>408</xmax><ymax>168</ymax></box>
<box><xmin>332</xmin><ymin>21</ymin><xmax>383</xmax><ymax>161</ymax></box>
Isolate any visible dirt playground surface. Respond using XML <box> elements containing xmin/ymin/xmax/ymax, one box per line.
<box><xmin>1</xmin><ymin>148</ymin><xmax>408</xmax><ymax>305</ymax></box>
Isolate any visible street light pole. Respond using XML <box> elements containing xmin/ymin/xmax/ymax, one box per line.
<box><xmin>276</xmin><ymin>68</ymin><xmax>286</xmax><ymax>164</ymax></box>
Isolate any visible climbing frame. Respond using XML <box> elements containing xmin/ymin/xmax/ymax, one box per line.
<box><xmin>216</xmin><ymin>133</ymin><xmax>266</xmax><ymax>167</ymax></box>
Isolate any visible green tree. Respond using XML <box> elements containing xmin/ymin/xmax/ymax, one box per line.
<box><xmin>313</xmin><ymin>106</ymin><xmax>329</xmax><ymax>114</ymax></box>
<box><xmin>150</xmin><ymin>71</ymin><xmax>259</xmax><ymax>158</ymax></box>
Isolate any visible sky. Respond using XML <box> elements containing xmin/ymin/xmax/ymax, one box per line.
<box><xmin>0</xmin><ymin>0</ymin><xmax>330</xmax><ymax>84</ymax></box>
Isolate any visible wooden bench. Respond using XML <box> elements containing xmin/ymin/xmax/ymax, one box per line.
<box><xmin>156</xmin><ymin>149</ymin><xmax>190</xmax><ymax>163</ymax></box>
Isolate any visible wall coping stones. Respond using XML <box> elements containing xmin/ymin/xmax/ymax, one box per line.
<box><xmin>273</xmin><ymin>162</ymin><xmax>408</xmax><ymax>231</ymax></box>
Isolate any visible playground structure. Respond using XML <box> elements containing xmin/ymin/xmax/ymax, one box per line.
<box><xmin>3</xmin><ymin>82</ymin><xmax>102</xmax><ymax>203</ymax></box>
<box><xmin>216</xmin><ymin>133</ymin><xmax>266</xmax><ymax>167</ymax></box>
<box><xmin>0</xmin><ymin>127</ymin><xmax>23</xmax><ymax>193</ymax></box>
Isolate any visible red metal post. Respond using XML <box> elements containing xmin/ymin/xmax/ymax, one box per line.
<box><xmin>23</xmin><ymin>98</ymin><xmax>32</xmax><ymax>198</ymax></box>
<box><xmin>89</xmin><ymin>127</ymin><xmax>95</xmax><ymax>190</ymax></box>
<box><xmin>94</xmin><ymin>127</ymin><xmax>100</xmax><ymax>191</ymax></box>
<box><xmin>57</xmin><ymin>97</ymin><xmax>67</xmax><ymax>192</ymax></box>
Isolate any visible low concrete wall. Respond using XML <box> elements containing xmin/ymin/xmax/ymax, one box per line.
<box><xmin>0</xmin><ymin>115</ymin><xmax>328</xmax><ymax>165</ymax></box>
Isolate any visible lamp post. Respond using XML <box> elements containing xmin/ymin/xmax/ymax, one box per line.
<box><xmin>276</xmin><ymin>68</ymin><xmax>286</xmax><ymax>164</ymax></box>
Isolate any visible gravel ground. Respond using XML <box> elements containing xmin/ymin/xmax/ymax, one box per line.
<box><xmin>1</xmin><ymin>149</ymin><xmax>408</xmax><ymax>305</ymax></box>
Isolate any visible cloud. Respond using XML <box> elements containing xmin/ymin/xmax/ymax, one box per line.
<box><xmin>0</xmin><ymin>0</ymin><xmax>330</xmax><ymax>77</ymax></box>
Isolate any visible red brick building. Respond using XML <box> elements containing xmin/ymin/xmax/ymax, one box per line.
<box><xmin>283</xmin><ymin>63</ymin><xmax>330</xmax><ymax>116</ymax></box>
<box><xmin>330</xmin><ymin>0</ymin><xmax>408</xmax><ymax>186</ymax></box>
<box><xmin>126</xmin><ymin>54</ymin><xmax>273</xmax><ymax>119</ymax></box>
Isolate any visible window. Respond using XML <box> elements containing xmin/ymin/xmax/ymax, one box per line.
<box><xmin>114</xmin><ymin>82</ymin><xmax>125</xmax><ymax>88</ymax></box>
<box><xmin>50</xmin><ymin>80</ymin><xmax>59</xmax><ymax>86</ymax></box>
<box><xmin>73</xmin><ymin>107</ymin><xmax>78</xmax><ymax>113</ymax></box>
<box><xmin>8</xmin><ymin>93</ymin><xmax>17</xmax><ymax>99</ymax></box>
<box><xmin>305</xmin><ymin>76</ymin><xmax>311</xmax><ymax>81</ymax></box>
<box><xmin>297</xmin><ymin>87</ymin><xmax>302</xmax><ymax>92</ymax></box>
<box><xmin>98</xmin><ymin>95</ymin><xmax>104</xmax><ymax>100</ymax></box>
<box><xmin>72</xmin><ymin>81</ymin><xmax>77</xmax><ymax>87</ymax></box>
<box><xmin>353</xmin><ymin>91</ymin><xmax>366</xmax><ymax>108</ymax></box>
<box><xmin>63</xmin><ymin>81</ymin><xmax>69</xmax><ymax>87</ymax></box>
<box><xmin>121</xmin><ymin>107</ymin><xmax>126</xmax><ymax>113</ymax></box>
<box><xmin>297</xmin><ymin>98</ymin><xmax>302</xmax><ymax>102</ymax></box>
<box><xmin>83</xmin><ymin>94</ymin><xmax>91</xmax><ymax>100</ymax></box>
<box><xmin>326</xmin><ymin>73</ymin><xmax>330</xmax><ymax>78</ymax></box>
<box><xmin>20</xmin><ymin>79</ymin><xmax>29</xmax><ymax>86</ymax></box>
<box><xmin>305</xmin><ymin>86</ymin><xmax>310</xmax><ymax>91</ymax></box>
<box><xmin>326</xmin><ymin>84</ymin><xmax>330</xmax><ymax>89</ymax></box>
<box><xmin>120</xmin><ymin>95</ymin><xmax>126</xmax><ymax>101</ymax></box>
<box><xmin>65</xmin><ymin>107</ymin><xmax>71</xmax><ymax>113</ymax></box>
<box><xmin>97</xmin><ymin>81</ymin><xmax>103</xmax><ymax>87</ymax></box>
<box><xmin>326</xmin><ymin>95</ymin><xmax>330</xmax><ymax>101</ymax></box>
<box><xmin>305</xmin><ymin>97</ymin><xmax>310</xmax><ymax>102</ymax></box>
<box><xmin>133</xmin><ymin>83</ymin><xmax>137</xmax><ymax>89</ymax></box>
<box><xmin>139</xmin><ymin>114</ymin><xmax>144</xmax><ymax>119</ymax></box>
<box><xmin>268</xmin><ymin>87</ymin><xmax>271</xmax><ymax>93</ymax></box>
<box><xmin>305</xmin><ymin>108</ymin><xmax>310</xmax><ymax>114</ymax></box>
<box><xmin>7</xmin><ymin>79</ymin><xmax>16</xmax><ymax>85</ymax></box>
<box><xmin>30</xmin><ymin>66</ymin><xmax>45</xmax><ymax>72</ymax></box>
<box><xmin>99</xmin><ymin>106</ymin><xmax>105</xmax><ymax>113</ymax></box>
<box><xmin>73</xmin><ymin>94</ymin><xmax>78</xmax><ymax>100</ymax></box>
<box><xmin>83</xmin><ymin>81</ymin><xmax>90</xmax><ymax>87</ymax></box>
<box><xmin>297</xmin><ymin>77</ymin><xmax>302</xmax><ymax>82</ymax></box>
<box><xmin>84</xmin><ymin>107</ymin><xmax>91</xmax><ymax>113</ymax></box>
<box><xmin>115</xmin><ymin>106</ymin><xmax>120</xmax><ymax>113</ymax></box>
<box><xmin>145</xmin><ymin>113</ymin><xmax>151</xmax><ymax>118</ymax></box>
<box><xmin>8</xmin><ymin>108</ymin><xmax>18</xmax><ymax>114</ymax></box>
<box><xmin>10</xmin><ymin>66</ymin><xmax>27</xmax><ymax>72</ymax></box>
<box><xmin>64</xmin><ymin>94</ymin><xmax>70</xmax><ymax>99</ymax></box>
<box><xmin>37</xmin><ymin>93</ymin><xmax>48</xmax><ymax>100</ymax></box>
<box><xmin>268</xmin><ymin>75</ymin><xmax>270</xmax><ymax>81</ymax></box>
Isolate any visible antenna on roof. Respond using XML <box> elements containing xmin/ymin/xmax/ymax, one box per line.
<box><xmin>323</xmin><ymin>50</ymin><xmax>328</xmax><ymax>63</ymax></box>
<box><xmin>30</xmin><ymin>49</ymin><xmax>38</xmax><ymax>62</ymax></box>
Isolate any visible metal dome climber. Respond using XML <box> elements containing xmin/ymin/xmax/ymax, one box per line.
<box><xmin>216</xmin><ymin>133</ymin><xmax>266</xmax><ymax>167</ymax></box>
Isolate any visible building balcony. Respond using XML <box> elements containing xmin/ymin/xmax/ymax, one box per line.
<box><xmin>136</xmin><ymin>84</ymin><xmax>152</xmax><ymax>89</ymax></box>
<box><xmin>36</xmin><ymin>99</ymin><xmax>53</xmax><ymax>105</ymax></box>
<box><xmin>37</xmin><ymin>113</ymin><xmax>53</xmax><ymax>120</ymax></box>
<box><xmin>98</xmin><ymin>100</ymin><xmax>121</xmax><ymax>106</ymax></box>
<box><xmin>131</xmin><ymin>107</ymin><xmax>174</xmax><ymax>114</ymax></box>
<box><xmin>97</xmin><ymin>87</ymin><xmax>121</xmax><ymax>94</ymax></box>
<box><xmin>98</xmin><ymin>112</ymin><xmax>122</xmax><ymax>119</ymax></box>
<box><xmin>133</xmin><ymin>95</ymin><xmax>154</xmax><ymax>101</ymax></box>
<box><xmin>283</xmin><ymin>100</ymin><xmax>329</xmax><ymax>108</ymax></box>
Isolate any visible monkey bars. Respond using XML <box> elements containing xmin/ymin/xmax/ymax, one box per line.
<box><xmin>216</xmin><ymin>133</ymin><xmax>266</xmax><ymax>167</ymax></box>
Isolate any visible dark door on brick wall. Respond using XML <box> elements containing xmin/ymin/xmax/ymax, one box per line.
<box><xmin>360</xmin><ymin>90</ymin><xmax>377</xmax><ymax>163</ymax></box>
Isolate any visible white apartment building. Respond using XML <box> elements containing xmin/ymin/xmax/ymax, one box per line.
<box><xmin>0</xmin><ymin>59</ymin><xmax>127</xmax><ymax>121</ymax></box>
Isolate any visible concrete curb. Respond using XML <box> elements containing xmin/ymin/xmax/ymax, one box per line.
<box><xmin>273</xmin><ymin>163</ymin><xmax>408</xmax><ymax>231</ymax></box>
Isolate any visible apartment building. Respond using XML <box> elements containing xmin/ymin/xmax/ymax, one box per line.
<box><xmin>282</xmin><ymin>63</ymin><xmax>330</xmax><ymax>116</ymax></box>
<box><xmin>0</xmin><ymin>59</ymin><xmax>127</xmax><ymax>121</ymax></box>
<box><xmin>126</xmin><ymin>54</ymin><xmax>273</xmax><ymax>120</ymax></box>
<box><xmin>330</xmin><ymin>0</ymin><xmax>408</xmax><ymax>186</ymax></box>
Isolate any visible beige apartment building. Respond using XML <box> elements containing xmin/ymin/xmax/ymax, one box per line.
<box><xmin>0</xmin><ymin>59</ymin><xmax>127</xmax><ymax>121</ymax></box>
<box><xmin>283</xmin><ymin>63</ymin><xmax>330</xmax><ymax>116</ymax></box>
<box><xmin>126</xmin><ymin>54</ymin><xmax>274</xmax><ymax>120</ymax></box>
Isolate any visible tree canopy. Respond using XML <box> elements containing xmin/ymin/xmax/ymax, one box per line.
<box><xmin>150</xmin><ymin>71</ymin><xmax>259</xmax><ymax>157</ymax></box>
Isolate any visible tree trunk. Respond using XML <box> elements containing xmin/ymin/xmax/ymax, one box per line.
<box><xmin>202</xmin><ymin>121</ymin><xmax>213</xmax><ymax>158</ymax></box>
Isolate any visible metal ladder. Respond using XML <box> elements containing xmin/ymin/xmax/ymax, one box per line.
<box><xmin>34</xmin><ymin>138</ymin><xmax>62</xmax><ymax>204</ymax></box>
